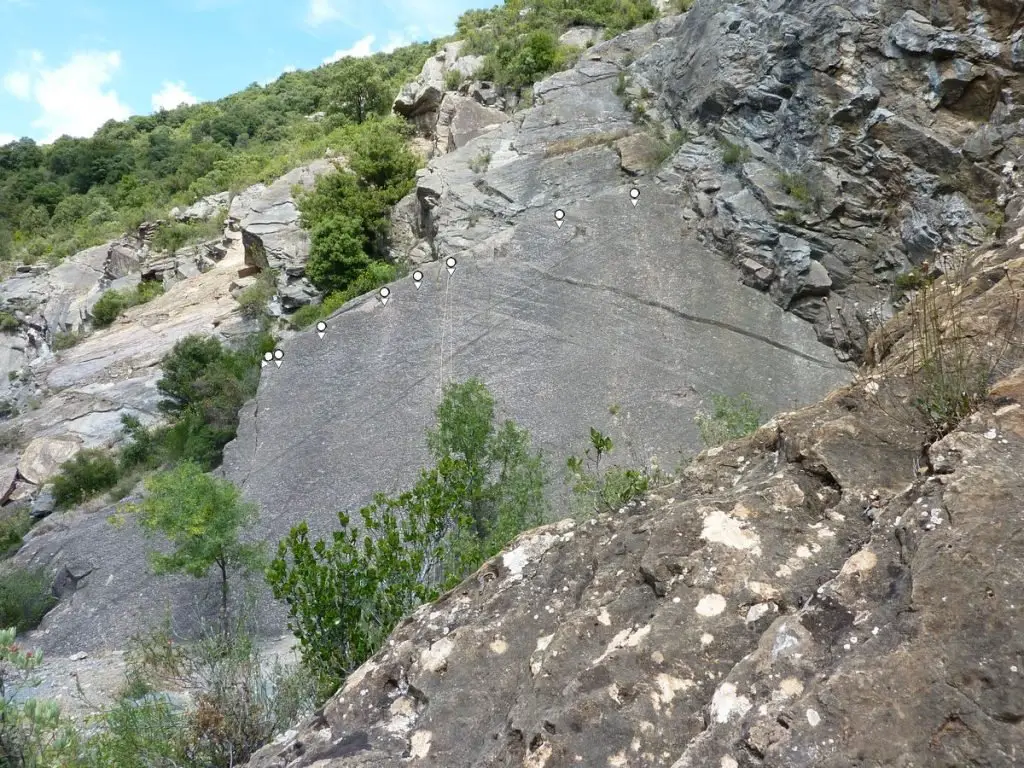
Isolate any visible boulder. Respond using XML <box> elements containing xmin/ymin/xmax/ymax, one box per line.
<box><xmin>172</xmin><ymin>191</ymin><xmax>230</xmax><ymax>223</ymax></box>
<box><xmin>0</xmin><ymin>464</ymin><xmax>17</xmax><ymax>504</ymax></box>
<box><xmin>234</xmin><ymin>159</ymin><xmax>335</xmax><ymax>311</ymax></box>
<box><xmin>614</xmin><ymin>132</ymin><xmax>668</xmax><ymax>175</ymax></box>
<box><xmin>435</xmin><ymin>95</ymin><xmax>509</xmax><ymax>153</ymax></box>
<box><xmin>467</xmin><ymin>81</ymin><xmax>503</xmax><ymax>108</ymax></box>
<box><xmin>394</xmin><ymin>40</ymin><xmax>485</xmax><ymax>131</ymax></box>
<box><xmin>18</xmin><ymin>437</ymin><xmax>82</xmax><ymax>485</ymax></box>
<box><xmin>30</xmin><ymin>485</ymin><xmax>55</xmax><ymax>520</ymax></box>
<box><xmin>559</xmin><ymin>27</ymin><xmax>603</xmax><ymax>48</ymax></box>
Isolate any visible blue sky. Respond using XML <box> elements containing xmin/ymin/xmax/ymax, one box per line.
<box><xmin>0</xmin><ymin>0</ymin><xmax>486</xmax><ymax>145</ymax></box>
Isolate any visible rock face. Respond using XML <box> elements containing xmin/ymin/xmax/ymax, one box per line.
<box><xmin>244</xmin><ymin>218</ymin><xmax>1024</xmax><ymax>767</ymax></box>
<box><xmin>626</xmin><ymin>0</ymin><xmax>1023</xmax><ymax>359</ymax></box>
<box><xmin>0</xmin><ymin>227</ymin><xmax>258</xmax><ymax>528</ymax></box>
<box><xmin>394</xmin><ymin>41</ymin><xmax>498</xmax><ymax>157</ymax></box>
<box><xmin>232</xmin><ymin>159</ymin><xmax>337</xmax><ymax>311</ymax></box>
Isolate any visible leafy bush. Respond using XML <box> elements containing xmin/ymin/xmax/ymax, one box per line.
<box><xmin>444</xmin><ymin>69</ymin><xmax>462</xmax><ymax>91</ymax></box>
<box><xmin>268</xmin><ymin>378</ymin><xmax>547</xmax><ymax>692</ymax></box>
<box><xmin>694</xmin><ymin>393</ymin><xmax>764</xmax><ymax>447</ymax></box>
<box><xmin>0</xmin><ymin>507</ymin><xmax>32</xmax><ymax>559</ymax></box>
<box><xmin>150</xmin><ymin>217</ymin><xmax>225</xmax><ymax>254</ymax></box>
<box><xmin>91</xmin><ymin>280</ymin><xmax>165</xmax><ymax>327</ymax></box>
<box><xmin>154</xmin><ymin>331</ymin><xmax>272</xmax><ymax>468</ymax></box>
<box><xmin>456</xmin><ymin>0</ymin><xmax>656</xmax><ymax>90</ymax></box>
<box><xmin>91</xmin><ymin>290</ymin><xmax>128</xmax><ymax>327</ymax></box>
<box><xmin>0</xmin><ymin>312</ymin><xmax>19</xmax><ymax>332</ymax></box>
<box><xmin>128</xmin><ymin>462</ymin><xmax>265</xmax><ymax>638</ymax></box>
<box><xmin>52</xmin><ymin>448</ymin><xmax>121</xmax><ymax>508</ymax></box>
<box><xmin>289</xmin><ymin>261</ymin><xmax>397</xmax><ymax>329</ymax></box>
<box><xmin>52</xmin><ymin>329</ymin><xmax>87</xmax><ymax>350</ymax></box>
<box><xmin>236</xmin><ymin>271</ymin><xmax>276</xmax><ymax>319</ymax></box>
<box><xmin>298</xmin><ymin>118</ymin><xmax>419</xmax><ymax>296</ymax></box>
<box><xmin>0</xmin><ymin>628</ymin><xmax>79</xmax><ymax>765</ymax></box>
<box><xmin>0</xmin><ymin>566</ymin><xmax>56</xmax><ymax>633</ymax></box>
<box><xmin>566</xmin><ymin>427</ymin><xmax>653</xmax><ymax>516</ymax></box>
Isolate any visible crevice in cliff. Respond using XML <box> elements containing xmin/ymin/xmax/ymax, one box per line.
<box><xmin>522</xmin><ymin>265</ymin><xmax>845</xmax><ymax>369</ymax></box>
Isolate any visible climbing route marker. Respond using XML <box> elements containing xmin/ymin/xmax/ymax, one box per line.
<box><xmin>630</xmin><ymin>187</ymin><xmax>640</xmax><ymax>207</ymax></box>
<box><xmin>261</xmin><ymin>351</ymin><xmax>272</xmax><ymax>368</ymax></box>
<box><xmin>316</xmin><ymin>321</ymin><xmax>327</xmax><ymax>339</ymax></box>
<box><xmin>413</xmin><ymin>270</ymin><xmax>424</xmax><ymax>288</ymax></box>
<box><xmin>379</xmin><ymin>287</ymin><xmax>391</xmax><ymax>306</ymax></box>
<box><xmin>273</xmin><ymin>349</ymin><xmax>284</xmax><ymax>368</ymax></box>
<box><xmin>445</xmin><ymin>257</ymin><xmax>457</xmax><ymax>275</ymax></box>
<box><xmin>554</xmin><ymin>208</ymin><xmax>565</xmax><ymax>228</ymax></box>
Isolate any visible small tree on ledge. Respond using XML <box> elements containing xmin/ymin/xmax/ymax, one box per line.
<box><xmin>128</xmin><ymin>462</ymin><xmax>265</xmax><ymax>639</ymax></box>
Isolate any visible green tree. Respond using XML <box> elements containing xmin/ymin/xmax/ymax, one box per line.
<box><xmin>326</xmin><ymin>59</ymin><xmax>390</xmax><ymax>124</ymax></box>
<box><xmin>129</xmin><ymin>463</ymin><xmax>265</xmax><ymax>638</ymax></box>
<box><xmin>305</xmin><ymin>214</ymin><xmax>371</xmax><ymax>294</ymax></box>
<box><xmin>0</xmin><ymin>628</ymin><xmax>78</xmax><ymax>766</ymax></box>
<box><xmin>267</xmin><ymin>378</ymin><xmax>547</xmax><ymax>692</ymax></box>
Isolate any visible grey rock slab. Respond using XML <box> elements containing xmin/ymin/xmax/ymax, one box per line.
<box><xmin>222</xmin><ymin>183</ymin><xmax>850</xmax><ymax>587</ymax></box>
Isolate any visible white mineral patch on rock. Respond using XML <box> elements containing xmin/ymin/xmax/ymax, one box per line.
<box><xmin>696</xmin><ymin>594</ymin><xmax>727</xmax><ymax>617</ymax></box>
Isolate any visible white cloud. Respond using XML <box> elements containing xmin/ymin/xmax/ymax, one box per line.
<box><xmin>323</xmin><ymin>34</ymin><xmax>376</xmax><ymax>64</ymax></box>
<box><xmin>306</xmin><ymin>0</ymin><xmax>341</xmax><ymax>26</ymax></box>
<box><xmin>381</xmin><ymin>33</ymin><xmax>409</xmax><ymax>53</ymax></box>
<box><xmin>15</xmin><ymin>51</ymin><xmax>133</xmax><ymax>142</ymax></box>
<box><xmin>0</xmin><ymin>134</ymin><xmax>17</xmax><ymax>147</ymax></box>
<box><xmin>151</xmin><ymin>81</ymin><xmax>198</xmax><ymax>111</ymax></box>
<box><xmin>283</xmin><ymin>64</ymin><xmax>297</xmax><ymax>73</ymax></box>
<box><xmin>3</xmin><ymin>71</ymin><xmax>31</xmax><ymax>100</ymax></box>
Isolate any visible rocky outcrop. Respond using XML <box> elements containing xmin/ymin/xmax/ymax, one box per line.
<box><xmin>170</xmin><ymin>191</ymin><xmax>230</xmax><ymax>223</ymax></box>
<box><xmin>394</xmin><ymin>41</ymin><xmax>494</xmax><ymax>156</ymax></box>
<box><xmin>394</xmin><ymin>42</ymin><xmax>485</xmax><ymax>129</ymax></box>
<box><xmin>624</xmin><ymin>0</ymin><xmax>1024</xmax><ymax>360</ymax></box>
<box><xmin>0</xmin><ymin>226</ymin><xmax>258</xmax><ymax>517</ymax></box>
<box><xmin>244</xmin><ymin>214</ymin><xmax>1024</xmax><ymax>767</ymax></box>
<box><xmin>231</xmin><ymin>159</ymin><xmax>337</xmax><ymax>311</ymax></box>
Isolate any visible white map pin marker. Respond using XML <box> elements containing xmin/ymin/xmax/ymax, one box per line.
<box><xmin>445</xmin><ymin>257</ymin><xmax>457</xmax><ymax>275</ymax></box>
<box><xmin>316</xmin><ymin>321</ymin><xmax>327</xmax><ymax>339</ymax></box>
<box><xmin>554</xmin><ymin>209</ymin><xmax>565</xmax><ymax>228</ymax></box>
<box><xmin>261</xmin><ymin>351</ymin><xmax>272</xmax><ymax>368</ymax></box>
<box><xmin>379</xmin><ymin>286</ymin><xmax>391</xmax><ymax>306</ymax></box>
<box><xmin>630</xmin><ymin>187</ymin><xmax>640</xmax><ymax>206</ymax></box>
<box><xmin>413</xmin><ymin>270</ymin><xmax>423</xmax><ymax>288</ymax></box>
<box><xmin>273</xmin><ymin>349</ymin><xmax>284</xmax><ymax>368</ymax></box>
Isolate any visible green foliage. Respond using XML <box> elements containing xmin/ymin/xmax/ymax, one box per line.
<box><xmin>694</xmin><ymin>393</ymin><xmax>764</xmax><ymax>447</ymax></box>
<box><xmin>0</xmin><ymin>312</ymin><xmax>19</xmax><ymax>332</ymax></box>
<box><xmin>469</xmin><ymin>150</ymin><xmax>492</xmax><ymax>174</ymax></box>
<box><xmin>51</xmin><ymin>329</ymin><xmax>87</xmax><ymax>350</ymax></box>
<box><xmin>565</xmin><ymin>426</ymin><xmax>652</xmax><ymax>515</ymax></box>
<box><xmin>289</xmin><ymin>261</ymin><xmax>397</xmax><ymax>329</ymax></box>
<box><xmin>444</xmin><ymin>69</ymin><xmax>463</xmax><ymax>91</ymax></box>
<box><xmin>720</xmin><ymin>139</ymin><xmax>751</xmax><ymax>166</ymax></box>
<box><xmin>0</xmin><ymin>628</ymin><xmax>79</xmax><ymax>766</ymax></box>
<box><xmin>0</xmin><ymin>43</ymin><xmax>434</xmax><ymax>266</ymax></box>
<box><xmin>52</xmin><ymin>448</ymin><xmax>121</xmax><ymax>508</ymax></box>
<box><xmin>236</xmin><ymin>270</ymin><xmax>276</xmax><ymax>319</ymax></box>
<box><xmin>675</xmin><ymin>0</ymin><xmax>695</xmax><ymax>10</ymax></box>
<box><xmin>267</xmin><ymin>378</ymin><xmax>547</xmax><ymax>691</ymax></box>
<box><xmin>151</xmin><ymin>217</ymin><xmax>225</xmax><ymax>254</ymax></box>
<box><xmin>297</xmin><ymin>118</ymin><xmax>419</xmax><ymax>296</ymax></box>
<box><xmin>0</xmin><ymin>508</ymin><xmax>32</xmax><ymax>559</ymax></box>
<box><xmin>128</xmin><ymin>462</ymin><xmax>265</xmax><ymax>637</ymax></box>
<box><xmin>154</xmin><ymin>331</ymin><xmax>271</xmax><ymax>468</ymax></box>
<box><xmin>91</xmin><ymin>280</ymin><xmax>165</xmax><ymax>327</ymax></box>
<box><xmin>777</xmin><ymin>171</ymin><xmax>811</xmax><ymax>204</ymax></box>
<box><xmin>0</xmin><ymin>566</ymin><xmax>56</xmax><ymax>633</ymax></box>
<box><xmin>457</xmin><ymin>0</ymin><xmax>656</xmax><ymax>90</ymax></box>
